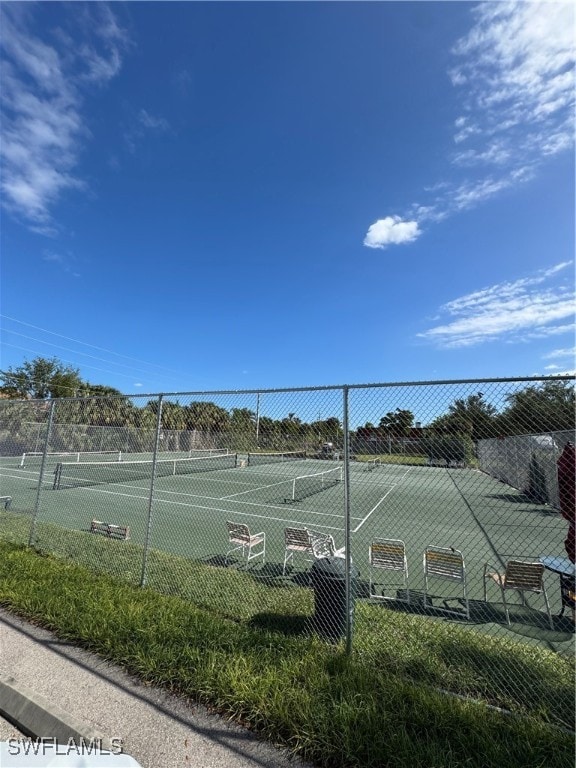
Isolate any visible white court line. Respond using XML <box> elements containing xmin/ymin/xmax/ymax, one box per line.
<box><xmin>57</xmin><ymin>484</ymin><xmax>347</xmax><ymax>530</ymax></box>
<box><xmin>0</xmin><ymin>470</ymin><xmax>54</xmax><ymax>485</ymax></box>
<box><xmin>221</xmin><ymin>478</ymin><xmax>291</xmax><ymax>499</ymax></box>
<box><xmin>351</xmin><ymin>466</ymin><xmax>413</xmax><ymax>532</ymax></box>
<box><xmin>352</xmin><ymin>485</ymin><xmax>397</xmax><ymax>533</ymax></box>
<box><xmin>44</xmin><ymin>466</ymin><xmax>355</xmax><ymax>518</ymax></box>
<box><xmin>124</xmin><ymin>482</ymin><xmax>362</xmax><ymax>521</ymax></box>
<box><xmin>144</xmin><ymin>474</ymin><xmax>354</xmax><ymax>517</ymax></box>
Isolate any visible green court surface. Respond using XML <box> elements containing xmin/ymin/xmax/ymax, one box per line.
<box><xmin>0</xmin><ymin>451</ymin><xmax>570</xmax><ymax>619</ymax></box>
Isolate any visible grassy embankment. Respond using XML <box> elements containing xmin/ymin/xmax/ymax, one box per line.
<box><xmin>0</xmin><ymin>512</ymin><xmax>573</xmax><ymax>768</ymax></box>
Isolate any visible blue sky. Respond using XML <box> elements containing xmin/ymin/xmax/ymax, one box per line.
<box><xmin>1</xmin><ymin>1</ymin><xmax>574</xmax><ymax>399</ymax></box>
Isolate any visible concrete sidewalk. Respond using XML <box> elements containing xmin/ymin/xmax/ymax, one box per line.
<box><xmin>0</xmin><ymin>609</ymin><xmax>310</xmax><ymax>768</ymax></box>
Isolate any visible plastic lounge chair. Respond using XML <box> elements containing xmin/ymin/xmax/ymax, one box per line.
<box><xmin>369</xmin><ymin>539</ymin><xmax>410</xmax><ymax>603</ymax></box>
<box><xmin>282</xmin><ymin>528</ymin><xmax>315</xmax><ymax>576</ymax></box>
<box><xmin>225</xmin><ymin>521</ymin><xmax>266</xmax><ymax>566</ymax></box>
<box><xmin>423</xmin><ymin>546</ymin><xmax>469</xmax><ymax>619</ymax></box>
<box><xmin>309</xmin><ymin>530</ymin><xmax>345</xmax><ymax>559</ymax></box>
<box><xmin>282</xmin><ymin>527</ymin><xmax>315</xmax><ymax>575</ymax></box>
<box><xmin>483</xmin><ymin>560</ymin><xmax>553</xmax><ymax>630</ymax></box>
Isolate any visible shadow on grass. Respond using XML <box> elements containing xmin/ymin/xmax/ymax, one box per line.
<box><xmin>248</xmin><ymin>611</ymin><xmax>311</xmax><ymax>636</ymax></box>
<box><xmin>201</xmin><ymin>554</ymin><xmax>229</xmax><ymax>567</ymax></box>
<box><xmin>362</xmin><ymin>587</ymin><xmax>575</xmax><ymax>636</ymax></box>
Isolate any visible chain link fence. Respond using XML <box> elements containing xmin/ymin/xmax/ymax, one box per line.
<box><xmin>0</xmin><ymin>376</ymin><xmax>574</xmax><ymax>720</ymax></box>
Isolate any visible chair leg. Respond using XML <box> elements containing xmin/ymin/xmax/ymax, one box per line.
<box><xmin>502</xmin><ymin>589</ymin><xmax>511</xmax><ymax>626</ymax></box>
<box><xmin>462</xmin><ymin>582</ymin><xmax>470</xmax><ymax>620</ymax></box>
<box><xmin>542</xmin><ymin>587</ymin><xmax>554</xmax><ymax>631</ymax></box>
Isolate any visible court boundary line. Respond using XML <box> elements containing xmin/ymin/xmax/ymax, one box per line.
<box><xmin>352</xmin><ymin>485</ymin><xmax>398</xmax><ymax>533</ymax></box>
<box><xmin>33</xmin><ymin>475</ymin><xmax>356</xmax><ymax>519</ymax></box>
<box><xmin>35</xmin><ymin>484</ymin><xmax>349</xmax><ymax>529</ymax></box>
<box><xmin>147</xmin><ymin>484</ymin><xmax>359</xmax><ymax>519</ymax></box>
<box><xmin>220</xmin><ymin>478</ymin><xmax>295</xmax><ymax>499</ymax></box>
<box><xmin>351</xmin><ymin>467</ymin><xmax>413</xmax><ymax>533</ymax></box>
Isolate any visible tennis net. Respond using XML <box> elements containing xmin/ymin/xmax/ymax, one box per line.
<box><xmin>20</xmin><ymin>450</ymin><xmax>122</xmax><ymax>468</ymax></box>
<box><xmin>184</xmin><ymin>448</ymin><xmax>229</xmax><ymax>457</ymax></box>
<box><xmin>287</xmin><ymin>466</ymin><xmax>343</xmax><ymax>502</ymax></box>
<box><xmin>247</xmin><ymin>451</ymin><xmax>307</xmax><ymax>466</ymax></box>
<box><xmin>53</xmin><ymin>452</ymin><xmax>238</xmax><ymax>489</ymax></box>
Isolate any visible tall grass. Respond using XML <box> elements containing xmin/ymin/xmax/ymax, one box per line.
<box><xmin>0</xmin><ymin>537</ymin><xmax>573</xmax><ymax>768</ymax></box>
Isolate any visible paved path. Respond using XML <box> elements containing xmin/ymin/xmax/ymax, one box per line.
<box><xmin>0</xmin><ymin>609</ymin><xmax>310</xmax><ymax>768</ymax></box>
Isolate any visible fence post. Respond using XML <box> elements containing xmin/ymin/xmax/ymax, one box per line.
<box><xmin>140</xmin><ymin>394</ymin><xmax>164</xmax><ymax>588</ymax></box>
<box><xmin>28</xmin><ymin>400</ymin><xmax>56</xmax><ymax>547</ymax></box>
<box><xmin>343</xmin><ymin>385</ymin><xmax>353</xmax><ymax>656</ymax></box>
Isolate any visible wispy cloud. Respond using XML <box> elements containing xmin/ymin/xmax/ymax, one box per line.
<box><xmin>364</xmin><ymin>1</ymin><xmax>575</xmax><ymax>246</ymax></box>
<box><xmin>124</xmin><ymin>108</ymin><xmax>170</xmax><ymax>153</ymax></box>
<box><xmin>42</xmin><ymin>249</ymin><xmax>80</xmax><ymax>277</ymax></box>
<box><xmin>0</xmin><ymin>3</ymin><xmax>129</xmax><ymax>232</ymax></box>
<box><xmin>363</xmin><ymin>216</ymin><xmax>421</xmax><ymax>249</ymax></box>
<box><xmin>418</xmin><ymin>262</ymin><xmax>575</xmax><ymax>348</ymax></box>
<box><xmin>542</xmin><ymin>347</ymin><xmax>575</xmax><ymax>360</ymax></box>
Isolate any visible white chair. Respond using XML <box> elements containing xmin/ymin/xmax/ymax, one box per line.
<box><xmin>309</xmin><ymin>530</ymin><xmax>345</xmax><ymax>559</ymax></box>
<box><xmin>225</xmin><ymin>521</ymin><xmax>266</xmax><ymax>566</ymax></box>
<box><xmin>282</xmin><ymin>527</ymin><xmax>315</xmax><ymax>575</ymax></box>
<box><xmin>483</xmin><ymin>560</ymin><xmax>553</xmax><ymax>630</ymax></box>
<box><xmin>369</xmin><ymin>539</ymin><xmax>409</xmax><ymax>603</ymax></box>
<box><xmin>423</xmin><ymin>546</ymin><xmax>469</xmax><ymax>619</ymax></box>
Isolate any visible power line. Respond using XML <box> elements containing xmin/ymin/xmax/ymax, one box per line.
<box><xmin>1</xmin><ymin>329</ymin><xmax>181</xmax><ymax>380</ymax></box>
<box><xmin>0</xmin><ymin>342</ymin><xmax>159</xmax><ymax>388</ymax></box>
<box><xmin>0</xmin><ymin>314</ymin><xmax>185</xmax><ymax>378</ymax></box>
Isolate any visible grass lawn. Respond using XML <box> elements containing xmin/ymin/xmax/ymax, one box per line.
<box><xmin>353</xmin><ymin>453</ymin><xmax>429</xmax><ymax>465</ymax></box>
<box><xmin>0</xmin><ymin>514</ymin><xmax>574</xmax><ymax>768</ymax></box>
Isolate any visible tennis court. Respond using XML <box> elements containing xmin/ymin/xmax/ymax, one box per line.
<box><xmin>0</xmin><ymin>449</ymin><xmax>569</xmax><ymax>612</ymax></box>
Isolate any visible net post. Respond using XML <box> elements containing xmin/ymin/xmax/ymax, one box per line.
<box><xmin>342</xmin><ymin>385</ymin><xmax>353</xmax><ymax>657</ymax></box>
<box><xmin>52</xmin><ymin>463</ymin><xmax>63</xmax><ymax>490</ymax></box>
<box><xmin>140</xmin><ymin>395</ymin><xmax>163</xmax><ymax>588</ymax></box>
<box><xmin>29</xmin><ymin>400</ymin><xmax>56</xmax><ymax>547</ymax></box>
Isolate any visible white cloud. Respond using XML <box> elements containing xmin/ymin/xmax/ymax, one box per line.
<box><xmin>42</xmin><ymin>249</ymin><xmax>80</xmax><ymax>277</ymax></box>
<box><xmin>418</xmin><ymin>262</ymin><xmax>575</xmax><ymax>348</ymax></box>
<box><xmin>445</xmin><ymin>2</ymin><xmax>575</xmax><ymax>207</ymax></box>
<box><xmin>138</xmin><ymin>109</ymin><xmax>169</xmax><ymax>131</ymax></box>
<box><xmin>0</xmin><ymin>4</ymin><xmax>128</xmax><ymax>230</ymax></box>
<box><xmin>363</xmin><ymin>2</ymin><xmax>575</xmax><ymax>245</ymax></box>
<box><xmin>542</xmin><ymin>347</ymin><xmax>576</xmax><ymax>360</ymax></box>
<box><xmin>363</xmin><ymin>216</ymin><xmax>421</xmax><ymax>249</ymax></box>
<box><xmin>124</xmin><ymin>108</ymin><xmax>171</xmax><ymax>152</ymax></box>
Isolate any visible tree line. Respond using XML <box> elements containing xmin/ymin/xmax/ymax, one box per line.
<box><xmin>0</xmin><ymin>357</ymin><xmax>574</xmax><ymax>444</ymax></box>
<box><xmin>358</xmin><ymin>384</ymin><xmax>575</xmax><ymax>442</ymax></box>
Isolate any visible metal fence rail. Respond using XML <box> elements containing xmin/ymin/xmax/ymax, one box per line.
<box><xmin>0</xmin><ymin>375</ymin><xmax>574</xmax><ymax>719</ymax></box>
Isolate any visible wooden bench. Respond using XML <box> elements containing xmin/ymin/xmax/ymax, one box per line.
<box><xmin>90</xmin><ymin>519</ymin><xmax>130</xmax><ymax>541</ymax></box>
<box><xmin>0</xmin><ymin>496</ymin><xmax>12</xmax><ymax>510</ymax></box>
